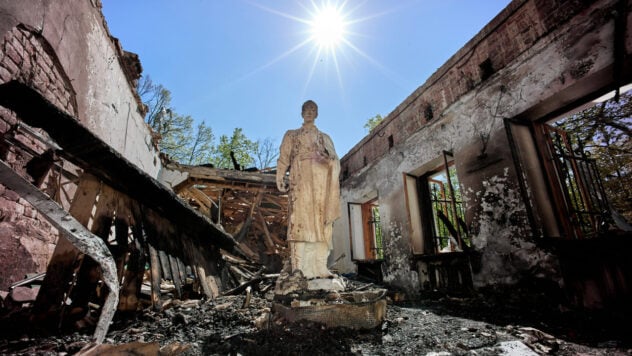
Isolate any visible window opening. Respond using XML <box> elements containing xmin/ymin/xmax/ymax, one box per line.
<box><xmin>348</xmin><ymin>198</ymin><xmax>384</xmax><ymax>260</ymax></box>
<box><xmin>426</xmin><ymin>153</ymin><xmax>469</xmax><ymax>253</ymax></box>
<box><xmin>541</xmin><ymin>125</ymin><xmax>611</xmax><ymax>238</ymax></box>
<box><xmin>507</xmin><ymin>86</ymin><xmax>632</xmax><ymax>239</ymax></box>
<box><xmin>367</xmin><ymin>201</ymin><xmax>384</xmax><ymax>259</ymax></box>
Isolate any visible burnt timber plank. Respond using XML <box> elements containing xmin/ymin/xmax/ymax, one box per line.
<box><xmin>168</xmin><ymin>254</ymin><xmax>183</xmax><ymax>299</ymax></box>
<box><xmin>32</xmin><ymin>173</ymin><xmax>100</xmax><ymax>328</ymax></box>
<box><xmin>0</xmin><ymin>160</ymin><xmax>118</xmax><ymax>344</ymax></box>
<box><xmin>0</xmin><ymin>81</ymin><xmax>236</xmax><ymax>251</ymax></box>
<box><xmin>148</xmin><ymin>244</ymin><xmax>162</xmax><ymax>311</ymax></box>
<box><xmin>170</xmin><ymin>163</ymin><xmax>277</xmax><ymax>185</ymax></box>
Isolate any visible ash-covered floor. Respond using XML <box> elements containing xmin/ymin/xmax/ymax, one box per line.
<box><xmin>1</xmin><ymin>279</ymin><xmax>630</xmax><ymax>355</ymax></box>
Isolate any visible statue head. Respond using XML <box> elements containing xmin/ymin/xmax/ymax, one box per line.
<box><xmin>301</xmin><ymin>100</ymin><xmax>318</xmax><ymax>123</ymax></box>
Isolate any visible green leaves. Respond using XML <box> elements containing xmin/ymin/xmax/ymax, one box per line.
<box><xmin>138</xmin><ymin>76</ymin><xmax>277</xmax><ymax>169</ymax></box>
<box><xmin>364</xmin><ymin>114</ymin><xmax>384</xmax><ymax>132</ymax></box>
<box><xmin>211</xmin><ymin>128</ymin><xmax>255</xmax><ymax>169</ymax></box>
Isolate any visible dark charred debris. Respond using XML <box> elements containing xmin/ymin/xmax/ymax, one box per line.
<box><xmin>1</xmin><ymin>272</ymin><xmax>630</xmax><ymax>355</ymax></box>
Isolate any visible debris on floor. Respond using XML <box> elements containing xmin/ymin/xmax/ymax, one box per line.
<box><xmin>1</xmin><ymin>277</ymin><xmax>630</xmax><ymax>355</ymax></box>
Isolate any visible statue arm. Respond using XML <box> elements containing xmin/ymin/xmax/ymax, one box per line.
<box><xmin>276</xmin><ymin>131</ymin><xmax>292</xmax><ymax>192</ymax></box>
<box><xmin>322</xmin><ymin>132</ymin><xmax>341</xmax><ymax>223</ymax></box>
<box><xmin>322</xmin><ymin>133</ymin><xmax>338</xmax><ymax>160</ymax></box>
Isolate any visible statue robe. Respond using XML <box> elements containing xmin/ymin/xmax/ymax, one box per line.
<box><xmin>276</xmin><ymin>123</ymin><xmax>341</xmax><ymax>249</ymax></box>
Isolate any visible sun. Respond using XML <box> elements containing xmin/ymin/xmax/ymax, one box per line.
<box><xmin>246</xmin><ymin>1</ymin><xmax>383</xmax><ymax>94</ymax></box>
<box><xmin>309</xmin><ymin>5</ymin><xmax>347</xmax><ymax>50</ymax></box>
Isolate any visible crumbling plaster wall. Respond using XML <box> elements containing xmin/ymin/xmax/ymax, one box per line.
<box><xmin>0</xmin><ymin>0</ymin><xmax>160</xmax><ymax>176</ymax></box>
<box><xmin>0</xmin><ymin>0</ymin><xmax>162</xmax><ymax>288</ymax></box>
<box><xmin>334</xmin><ymin>0</ymin><xmax>632</xmax><ymax>294</ymax></box>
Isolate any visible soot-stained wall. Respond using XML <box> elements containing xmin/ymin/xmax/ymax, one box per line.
<box><xmin>333</xmin><ymin>0</ymin><xmax>632</xmax><ymax>305</ymax></box>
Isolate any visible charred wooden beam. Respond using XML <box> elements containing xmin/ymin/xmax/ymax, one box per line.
<box><xmin>0</xmin><ymin>160</ymin><xmax>118</xmax><ymax>344</ymax></box>
<box><xmin>0</xmin><ymin>80</ymin><xmax>236</xmax><ymax>252</ymax></box>
<box><xmin>31</xmin><ymin>173</ymin><xmax>99</xmax><ymax>330</ymax></box>
<box><xmin>168</xmin><ymin>254</ymin><xmax>183</xmax><ymax>299</ymax></box>
<box><xmin>196</xmin><ymin>266</ymin><xmax>219</xmax><ymax>299</ymax></box>
<box><xmin>194</xmin><ymin>182</ymin><xmax>277</xmax><ymax>193</ymax></box>
<box><xmin>170</xmin><ymin>163</ymin><xmax>277</xmax><ymax>185</ymax></box>
<box><xmin>158</xmin><ymin>250</ymin><xmax>172</xmax><ymax>281</ymax></box>
<box><xmin>148</xmin><ymin>245</ymin><xmax>162</xmax><ymax>311</ymax></box>
<box><xmin>235</xmin><ymin>191</ymin><xmax>263</xmax><ymax>242</ymax></box>
<box><xmin>257</xmin><ymin>210</ymin><xmax>277</xmax><ymax>253</ymax></box>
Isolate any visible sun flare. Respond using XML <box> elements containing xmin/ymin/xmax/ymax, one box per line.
<box><xmin>309</xmin><ymin>5</ymin><xmax>347</xmax><ymax>50</ymax></box>
<box><xmin>247</xmin><ymin>1</ymin><xmax>385</xmax><ymax>95</ymax></box>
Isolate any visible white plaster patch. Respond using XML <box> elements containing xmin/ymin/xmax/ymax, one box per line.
<box><xmin>470</xmin><ymin>168</ymin><xmax>561</xmax><ymax>286</ymax></box>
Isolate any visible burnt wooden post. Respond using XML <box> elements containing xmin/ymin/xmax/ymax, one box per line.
<box><xmin>168</xmin><ymin>254</ymin><xmax>183</xmax><ymax>299</ymax></box>
<box><xmin>31</xmin><ymin>173</ymin><xmax>99</xmax><ymax>329</ymax></box>
<box><xmin>148</xmin><ymin>244</ymin><xmax>162</xmax><ymax>311</ymax></box>
<box><xmin>257</xmin><ymin>210</ymin><xmax>276</xmax><ymax>253</ymax></box>
<box><xmin>158</xmin><ymin>250</ymin><xmax>172</xmax><ymax>281</ymax></box>
<box><xmin>0</xmin><ymin>165</ymin><xmax>118</xmax><ymax>343</ymax></box>
<box><xmin>195</xmin><ymin>266</ymin><xmax>219</xmax><ymax>299</ymax></box>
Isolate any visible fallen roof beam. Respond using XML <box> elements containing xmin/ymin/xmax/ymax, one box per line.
<box><xmin>194</xmin><ymin>182</ymin><xmax>278</xmax><ymax>193</ymax></box>
<box><xmin>169</xmin><ymin>163</ymin><xmax>277</xmax><ymax>185</ymax></box>
<box><xmin>0</xmin><ymin>160</ymin><xmax>118</xmax><ymax>344</ymax></box>
<box><xmin>0</xmin><ymin>80</ymin><xmax>236</xmax><ymax>251</ymax></box>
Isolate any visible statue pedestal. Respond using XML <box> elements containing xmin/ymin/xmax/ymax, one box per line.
<box><xmin>307</xmin><ymin>277</ymin><xmax>346</xmax><ymax>292</ymax></box>
<box><xmin>273</xmin><ymin>270</ymin><xmax>387</xmax><ymax>329</ymax></box>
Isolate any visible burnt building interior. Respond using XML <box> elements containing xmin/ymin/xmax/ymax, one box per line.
<box><xmin>1</xmin><ymin>0</ymin><xmax>631</xmax><ymax>355</ymax></box>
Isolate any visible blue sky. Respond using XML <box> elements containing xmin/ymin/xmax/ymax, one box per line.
<box><xmin>102</xmin><ymin>0</ymin><xmax>511</xmax><ymax>157</ymax></box>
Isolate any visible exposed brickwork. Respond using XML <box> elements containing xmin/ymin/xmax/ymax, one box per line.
<box><xmin>0</xmin><ymin>25</ymin><xmax>77</xmax><ymax>117</ymax></box>
<box><xmin>341</xmin><ymin>0</ymin><xmax>594</xmax><ymax>177</ymax></box>
<box><xmin>0</xmin><ymin>183</ymin><xmax>59</xmax><ymax>290</ymax></box>
<box><xmin>0</xmin><ymin>24</ymin><xmax>80</xmax><ymax>282</ymax></box>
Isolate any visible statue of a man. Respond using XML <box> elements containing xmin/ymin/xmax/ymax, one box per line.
<box><xmin>276</xmin><ymin>100</ymin><xmax>341</xmax><ymax>279</ymax></box>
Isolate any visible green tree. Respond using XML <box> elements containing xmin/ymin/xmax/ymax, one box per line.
<box><xmin>156</xmin><ymin>112</ymin><xmax>192</xmax><ymax>161</ymax></box>
<box><xmin>137</xmin><ymin>75</ymin><xmax>214</xmax><ymax>165</ymax></box>
<box><xmin>555</xmin><ymin>91</ymin><xmax>632</xmax><ymax>221</ymax></box>
<box><xmin>212</xmin><ymin>128</ymin><xmax>256</xmax><ymax>169</ymax></box>
<box><xmin>364</xmin><ymin>114</ymin><xmax>384</xmax><ymax>132</ymax></box>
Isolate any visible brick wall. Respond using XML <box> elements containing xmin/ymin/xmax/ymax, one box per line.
<box><xmin>0</xmin><ymin>23</ymin><xmax>77</xmax><ymax>290</ymax></box>
<box><xmin>0</xmin><ymin>24</ymin><xmax>77</xmax><ymax>117</ymax></box>
<box><xmin>0</xmin><ymin>183</ymin><xmax>59</xmax><ymax>290</ymax></box>
<box><xmin>340</xmin><ymin>0</ymin><xmax>593</xmax><ymax>176</ymax></box>
<box><xmin>0</xmin><ymin>104</ymin><xmax>64</xmax><ymax>290</ymax></box>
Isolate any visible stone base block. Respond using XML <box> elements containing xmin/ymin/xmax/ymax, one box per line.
<box><xmin>273</xmin><ymin>289</ymin><xmax>387</xmax><ymax>330</ymax></box>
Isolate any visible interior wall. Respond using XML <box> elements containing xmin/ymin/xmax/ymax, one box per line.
<box><xmin>0</xmin><ymin>0</ymin><xmax>161</xmax><ymax>177</ymax></box>
<box><xmin>0</xmin><ymin>0</ymin><xmax>162</xmax><ymax>289</ymax></box>
<box><xmin>335</xmin><ymin>0</ymin><xmax>632</xmax><ymax>295</ymax></box>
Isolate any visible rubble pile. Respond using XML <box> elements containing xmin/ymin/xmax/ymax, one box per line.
<box><xmin>1</xmin><ymin>279</ymin><xmax>631</xmax><ymax>355</ymax></box>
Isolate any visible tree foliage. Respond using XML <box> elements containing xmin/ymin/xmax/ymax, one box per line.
<box><xmin>138</xmin><ymin>76</ymin><xmax>207</xmax><ymax>163</ymax></box>
<box><xmin>555</xmin><ymin>91</ymin><xmax>632</xmax><ymax>221</ymax></box>
<box><xmin>138</xmin><ymin>76</ymin><xmax>276</xmax><ymax>169</ymax></box>
<box><xmin>212</xmin><ymin>128</ymin><xmax>256</xmax><ymax>169</ymax></box>
<box><xmin>364</xmin><ymin>114</ymin><xmax>384</xmax><ymax>132</ymax></box>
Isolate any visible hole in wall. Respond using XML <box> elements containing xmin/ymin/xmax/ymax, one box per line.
<box><xmin>479</xmin><ymin>58</ymin><xmax>494</xmax><ymax>81</ymax></box>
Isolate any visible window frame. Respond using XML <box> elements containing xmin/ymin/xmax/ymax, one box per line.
<box><xmin>406</xmin><ymin>151</ymin><xmax>469</xmax><ymax>255</ymax></box>
<box><xmin>347</xmin><ymin>198</ymin><xmax>384</xmax><ymax>261</ymax></box>
<box><xmin>505</xmin><ymin>117</ymin><xmax>613</xmax><ymax>239</ymax></box>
